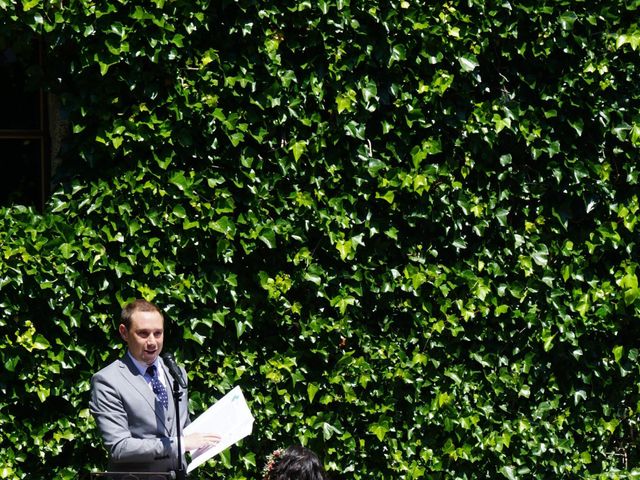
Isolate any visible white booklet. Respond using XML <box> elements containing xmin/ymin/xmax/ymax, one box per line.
<box><xmin>183</xmin><ymin>385</ymin><xmax>255</xmax><ymax>473</ymax></box>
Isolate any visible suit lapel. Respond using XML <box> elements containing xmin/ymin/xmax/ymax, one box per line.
<box><xmin>119</xmin><ymin>355</ymin><xmax>173</xmax><ymax>436</ymax></box>
<box><xmin>159</xmin><ymin>359</ymin><xmax>177</xmax><ymax>435</ymax></box>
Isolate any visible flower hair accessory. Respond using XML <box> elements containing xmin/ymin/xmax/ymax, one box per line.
<box><xmin>262</xmin><ymin>448</ymin><xmax>284</xmax><ymax>480</ymax></box>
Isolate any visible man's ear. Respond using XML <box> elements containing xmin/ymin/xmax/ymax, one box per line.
<box><xmin>118</xmin><ymin>324</ymin><xmax>128</xmax><ymax>341</ymax></box>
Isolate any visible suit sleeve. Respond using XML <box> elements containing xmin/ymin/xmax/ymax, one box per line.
<box><xmin>179</xmin><ymin>365</ymin><xmax>191</xmax><ymax>430</ymax></box>
<box><xmin>89</xmin><ymin>371</ymin><xmax>177</xmax><ymax>464</ymax></box>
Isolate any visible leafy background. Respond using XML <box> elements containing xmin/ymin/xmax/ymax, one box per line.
<box><xmin>1</xmin><ymin>0</ymin><xmax>640</xmax><ymax>478</ymax></box>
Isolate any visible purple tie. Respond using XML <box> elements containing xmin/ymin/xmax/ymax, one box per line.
<box><xmin>146</xmin><ymin>365</ymin><xmax>169</xmax><ymax>409</ymax></box>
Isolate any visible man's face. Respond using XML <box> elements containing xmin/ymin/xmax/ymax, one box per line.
<box><xmin>119</xmin><ymin>310</ymin><xmax>164</xmax><ymax>365</ymax></box>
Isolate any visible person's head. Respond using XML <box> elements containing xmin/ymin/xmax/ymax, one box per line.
<box><xmin>263</xmin><ymin>445</ymin><xmax>327</xmax><ymax>480</ymax></box>
<box><xmin>118</xmin><ymin>299</ymin><xmax>164</xmax><ymax>365</ymax></box>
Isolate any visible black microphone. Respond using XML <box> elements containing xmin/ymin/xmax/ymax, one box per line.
<box><xmin>162</xmin><ymin>352</ymin><xmax>187</xmax><ymax>389</ymax></box>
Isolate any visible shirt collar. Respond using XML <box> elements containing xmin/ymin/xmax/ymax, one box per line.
<box><xmin>127</xmin><ymin>351</ymin><xmax>160</xmax><ymax>376</ymax></box>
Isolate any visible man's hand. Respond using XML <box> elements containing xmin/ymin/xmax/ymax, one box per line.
<box><xmin>184</xmin><ymin>432</ymin><xmax>222</xmax><ymax>452</ymax></box>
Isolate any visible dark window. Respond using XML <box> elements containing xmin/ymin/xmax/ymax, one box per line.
<box><xmin>0</xmin><ymin>38</ymin><xmax>49</xmax><ymax>210</ymax></box>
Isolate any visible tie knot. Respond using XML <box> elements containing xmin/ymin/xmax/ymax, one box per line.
<box><xmin>146</xmin><ymin>365</ymin><xmax>157</xmax><ymax>377</ymax></box>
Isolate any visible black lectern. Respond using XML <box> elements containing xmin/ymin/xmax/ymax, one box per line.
<box><xmin>90</xmin><ymin>473</ymin><xmax>175</xmax><ymax>480</ymax></box>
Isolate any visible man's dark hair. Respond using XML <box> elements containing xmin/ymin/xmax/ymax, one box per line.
<box><xmin>120</xmin><ymin>299</ymin><xmax>164</xmax><ymax>330</ymax></box>
<box><xmin>267</xmin><ymin>445</ymin><xmax>327</xmax><ymax>480</ymax></box>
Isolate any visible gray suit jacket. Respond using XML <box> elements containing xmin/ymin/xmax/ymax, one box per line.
<box><xmin>90</xmin><ymin>354</ymin><xmax>190</xmax><ymax>472</ymax></box>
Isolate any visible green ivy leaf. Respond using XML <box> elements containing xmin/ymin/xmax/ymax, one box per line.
<box><xmin>369</xmin><ymin>420</ymin><xmax>390</xmax><ymax>442</ymax></box>
<box><xmin>458</xmin><ymin>55</ymin><xmax>479</xmax><ymax>72</ymax></box>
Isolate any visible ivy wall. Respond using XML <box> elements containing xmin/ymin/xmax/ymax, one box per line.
<box><xmin>1</xmin><ymin>0</ymin><xmax>640</xmax><ymax>479</ymax></box>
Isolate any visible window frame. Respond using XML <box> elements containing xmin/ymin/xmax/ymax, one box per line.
<box><xmin>0</xmin><ymin>37</ymin><xmax>50</xmax><ymax>211</ymax></box>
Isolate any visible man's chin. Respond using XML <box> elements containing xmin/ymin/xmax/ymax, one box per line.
<box><xmin>144</xmin><ymin>351</ymin><xmax>159</xmax><ymax>362</ymax></box>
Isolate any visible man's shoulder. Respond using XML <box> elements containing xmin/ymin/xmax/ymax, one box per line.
<box><xmin>92</xmin><ymin>356</ymin><xmax>127</xmax><ymax>379</ymax></box>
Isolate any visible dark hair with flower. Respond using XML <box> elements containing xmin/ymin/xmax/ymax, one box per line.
<box><xmin>262</xmin><ymin>448</ymin><xmax>284</xmax><ymax>480</ymax></box>
<box><xmin>262</xmin><ymin>445</ymin><xmax>328</xmax><ymax>480</ymax></box>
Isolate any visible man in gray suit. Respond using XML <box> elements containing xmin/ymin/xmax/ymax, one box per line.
<box><xmin>90</xmin><ymin>299</ymin><xmax>220</xmax><ymax>473</ymax></box>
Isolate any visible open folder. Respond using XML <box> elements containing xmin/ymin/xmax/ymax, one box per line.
<box><xmin>183</xmin><ymin>385</ymin><xmax>255</xmax><ymax>474</ymax></box>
